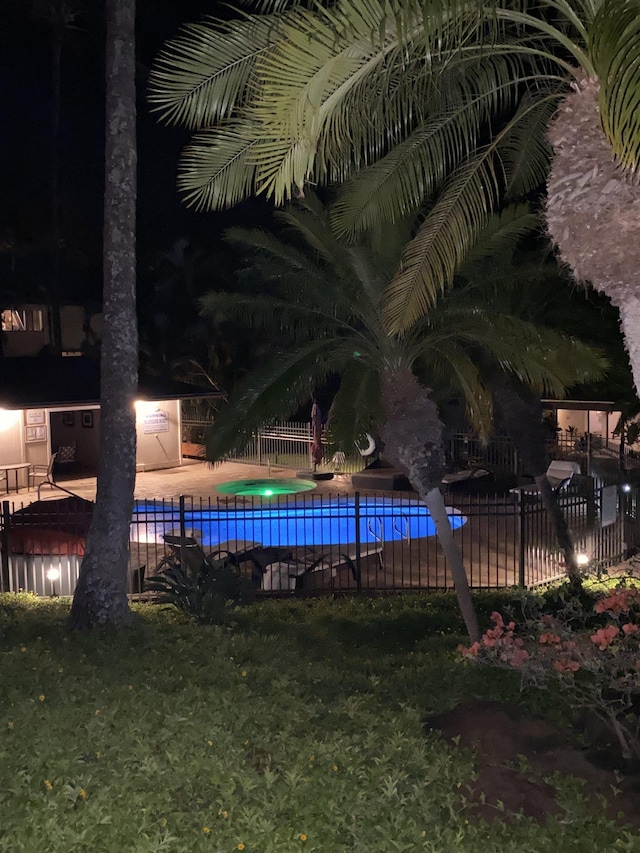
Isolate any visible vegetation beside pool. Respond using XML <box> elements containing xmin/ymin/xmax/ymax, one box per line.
<box><xmin>0</xmin><ymin>593</ymin><xmax>636</xmax><ymax>852</ymax></box>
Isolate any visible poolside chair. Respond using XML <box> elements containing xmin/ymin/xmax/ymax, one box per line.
<box><xmin>441</xmin><ymin>466</ymin><xmax>492</xmax><ymax>490</ymax></box>
<box><xmin>510</xmin><ymin>460</ymin><xmax>581</xmax><ymax>499</ymax></box>
<box><xmin>302</xmin><ymin>541</ymin><xmax>384</xmax><ymax>579</ymax></box>
<box><xmin>29</xmin><ymin>452</ymin><xmax>57</xmax><ymax>499</ymax></box>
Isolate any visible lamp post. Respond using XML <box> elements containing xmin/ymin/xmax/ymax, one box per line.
<box><xmin>46</xmin><ymin>567</ymin><xmax>60</xmax><ymax>597</ymax></box>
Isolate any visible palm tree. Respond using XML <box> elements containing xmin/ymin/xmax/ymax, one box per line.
<box><xmin>202</xmin><ymin>198</ymin><xmax>605</xmax><ymax>641</ymax></box>
<box><xmin>148</xmin><ymin>0</ymin><xmax>640</xmax><ymax>395</ymax></box>
<box><xmin>70</xmin><ymin>0</ymin><xmax>137</xmax><ymax>628</ymax></box>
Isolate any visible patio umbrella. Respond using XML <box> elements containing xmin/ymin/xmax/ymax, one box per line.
<box><xmin>310</xmin><ymin>401</ymin><xmax>323</xmax><ymax>471</ymax></box>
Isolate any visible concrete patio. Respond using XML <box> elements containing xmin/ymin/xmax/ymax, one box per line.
<box><xmin>6</xmin><ymin>459</ymin><xmax>354</xmax><ymax>507</ymax></box>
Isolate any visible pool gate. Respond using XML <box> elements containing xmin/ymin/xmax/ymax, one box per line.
<box><xmin>1</xmin><ymin>482</ymin><xmax>638</xmax><ymax>596</ymax></box>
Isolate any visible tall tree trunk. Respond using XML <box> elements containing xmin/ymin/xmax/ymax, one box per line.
<box><xmin>546</xmin><ymin>74</ymin><xmax>640</xmax><ymax>398</ymax></box>
<box><xmin>70</xmin><ymin>0</ymin><xmax>137</xmax><ymax>629</ymax></box>
<box><xmin>491</xmin><ymin>379</ymin><xmax>581</xmax><ymax>584</ymax></box>
<box><xmin>381</xmin><ymin>367</ymin><xmax>480</xmax><ymax>643</ymax></box>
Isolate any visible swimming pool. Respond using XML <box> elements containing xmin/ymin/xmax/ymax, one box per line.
<box><xmin>216</xmin><ymin>478</ymin><xmax>317</xmax><ymax>497</ymax></box>
<box><xmin>132</xmin><ymin>497</ymin><xmax>467</xmax><ymax>548</ymax></box>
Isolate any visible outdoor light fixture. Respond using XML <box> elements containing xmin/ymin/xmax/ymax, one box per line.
<box><xmin>46</xmin><ymin>567</ymin><xmax>60</xmax><ymax>597</ymax></box>
<box><xmin>622</xmin><ymin>484</ymin><xmax>632</xmax><ymax>493</ymax></box>
<box><xmin>575</xmin><ymin>553</ymin><xmax>590</xmax><ymax>566</ymax></box>
<box><xmin>0</xmin><ymin>408</ymin><xmax>21</xmax><ymax>433</ymax></box>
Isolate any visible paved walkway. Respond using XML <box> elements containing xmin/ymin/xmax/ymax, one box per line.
<box><xmin>9</xmin><ymin>459</ymin><xmax>356</xmax><ymax>507</ymax></box>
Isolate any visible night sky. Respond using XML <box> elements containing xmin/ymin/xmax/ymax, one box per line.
<box><xmin>0</xmin><ymin>0</ymin><xmax>251</xmax><ymax>309</ymax></box>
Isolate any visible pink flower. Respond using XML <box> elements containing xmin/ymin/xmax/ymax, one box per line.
<box><xmin>595</xmin><ymin>588</ymin><xmax>640</xmax><ymax>614</ymax></box>
<box><xmin>507</xmin><ymin>648</ymin><xmax>530</xmax><ymax>667</ymax></box>
<box><xmin>490</xmin><ymin>612</ymin><xmax>505</xmax><ymax>627</ymax></box>
<box><xmin>539</xmin><ymin>633</ymin><xmax>561</xmax><ymax>645</ymax></box>
<box><xmin>590</xmin><ymin>625</ymin><xmax>620</xmax><ymax>649</ymax></box>
<box><xmin>553</xmin><ymin>658</ymin><xmax>580</xmax><ymax>673</ymax></box>
<box><xmin>622</xmin><ymin>623</ymin><xmax>639</xmax><ymax>636</ymax></box>
<box><xmin>460</xmin><ymin>642</ymin><xmax>481</xmax><ymax>658</ymax></box>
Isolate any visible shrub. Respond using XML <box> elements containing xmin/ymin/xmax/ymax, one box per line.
<box><xmin>145</xmin><ymin>548</ymin><xmax>253</xmax><ymax>624</ymax></box>
<box><xmin>461</xmin><ymin>586</ymin><xmax>640</xmax><ymax>762</ymax></box>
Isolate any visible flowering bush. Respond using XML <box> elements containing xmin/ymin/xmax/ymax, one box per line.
<box><xmin>461</xmin><ymin>586</ymin><xmax>640</xmax><ymax>761</ymax></box>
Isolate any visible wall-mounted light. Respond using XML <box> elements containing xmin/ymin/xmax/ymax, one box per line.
<box><xmin>0</xmin><ymin>408</ymin><xmax>22</xmax><ymax>433</ymax></box>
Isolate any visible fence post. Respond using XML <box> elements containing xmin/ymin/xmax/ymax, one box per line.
<box><xmin>354</xmin><ymin>491</ymin><xmax>362</xmax><ymax>592</ymax></box>
<box><xmin>257</xmin><ymin>431</ymin><xmax>262</xmax><ymax>466</ymax></box>
<box><xmin>518</xmin><ymin>496</ymin><xmax>526</xmax><ymax>588</ymax></box>
<box><xmin>179</xmin><ymin>494</ymin><xmax>187</xmax><ymax>569</ymax></box>
<box><xmin>0</xmin><ymin>501</ymin><xmax>10</xmax><ymax>592</ymax></box>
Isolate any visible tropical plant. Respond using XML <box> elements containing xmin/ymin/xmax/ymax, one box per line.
<box><xmin>70</xmin><ymin>0</ymin><xmax>137</xmax><ymax>628</ymax></box>
<box><xmin>147</xmin><ymin>549</ymin><xmax>251</xmax><ymax>623</ymax></box>
<box><xmin>201</xmin><ymin>197</ymin><xmax>605</xmax><ymax>641</ymax></box>
<box><xmin>148</xmin><ymin>0</ymin><xmax>640</xmax><ymax>396</ymax></box>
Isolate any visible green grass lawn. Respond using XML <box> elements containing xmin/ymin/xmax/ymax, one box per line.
<box><xmin>0</xmin><ymin>592</ymin><xmax>637</xmax><ymax>853</ymax></box>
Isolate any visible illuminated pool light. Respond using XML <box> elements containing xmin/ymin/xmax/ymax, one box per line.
<box><xmin>216</xmin><ymin>478</ymin><xmax>317</xmax><ymax>497</ymax></box>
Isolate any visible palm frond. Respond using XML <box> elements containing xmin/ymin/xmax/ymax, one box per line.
<box><xmin>177</xmin><ymin>122</ymin><xmax>262</xmax><ymax>210</ymax></box>
<box><xmin>416</xmin><ymin>344</ymin><xmax>493</xmax><ymax>437</ymax></box>
<box><xmin>458</xmin><ymin>205</ymin><xmax>540</xmax><ymax>269</ymax></box>
<box><xmin>384</xmin><ymin>155</ymin><xmax>499</xmax><ymax>333</ymax></box>
<box><xmin>591</xmin><ymin>0</ymin><xmax>640</xmax><ymax>173</ymax></box>
<box><xmin>148</xmin><ymin>16</ymin><xmax>276</xmax><ymax>129</ymax></box>
<box><xmin>199</xmin><ymin>290</ymin><xmax>344</xmax><ymax>340</ymax></box>
<box><xmin>205</xmin><ymin>343</ymin><xmax>341</xmax><ymax>461</ymax></box>
<box><xmin>499</xmin><ymin>95</ymin><xmax>558</xmax><ymax>198</ymax></box>
<box><xmin>326</xmin><ymin>363</ymin><xmax>383</xmax><ymax>450</ymax></box>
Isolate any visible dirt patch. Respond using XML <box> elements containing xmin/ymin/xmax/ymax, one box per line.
<box><xmin>423</xmin><ymin>700</ymin><xmax>640</xmax><ymax>826</ymax></box>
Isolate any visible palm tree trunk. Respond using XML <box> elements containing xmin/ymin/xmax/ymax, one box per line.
<box><xmin>491</xmin><ymin>379</ymin><xmax>581</xmax><ymax>584</ymax></box>
<box><xmin>70</xmin><ymin>0</ymin><xmax>137</xmax><ymax>628</ymax></box>
<box><xmin>381</xmin><ymin>367</ymin><xmax>480</xmax><ymax>643</ymax></box>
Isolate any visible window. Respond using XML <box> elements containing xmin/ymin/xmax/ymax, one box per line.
<box><xmin>1</xmin><ymin>308</ymin><xmax>44</xmax><ymax>332</ymax></box>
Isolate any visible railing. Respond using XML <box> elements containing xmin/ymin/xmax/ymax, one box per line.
<box><xmin>2</xmin><ymin>484</ymin><xmax>634</xmax><ymax>597</ymax></box>
<box><xmin>225</xmin><ymin>421</ymin><xmax>366</xmax><ymax>474</ymax></box>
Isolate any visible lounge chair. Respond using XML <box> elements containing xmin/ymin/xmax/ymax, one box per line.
<box><xmin>441</xmin><ymin>466</ymin><xmax>492</xmax><ymax>489</ymax></box>
<box><xmin>510</xmin><ymin>460</ymin><xmax>581</xmax><ymax>499</ymax></box>
<box><xmin>303</xmin><ymin>540</ymin><xmax>384</xmax><ymax>578</ymax></box>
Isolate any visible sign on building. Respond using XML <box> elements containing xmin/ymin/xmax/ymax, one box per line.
<box><xmin>143</xmin><ymin>409</ymin><xmax>169</xmax><ymax>435</ymax></box>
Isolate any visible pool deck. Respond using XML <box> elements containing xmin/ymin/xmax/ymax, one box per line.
<box><xmin>10</xmin><ymin>459</ymin><xmax>357</xmax><ymax>507</ymax></box>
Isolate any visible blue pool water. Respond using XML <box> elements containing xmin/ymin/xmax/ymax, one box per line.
<box><xmin>132</xmin><ymin>497</ymin><xmax>467</xmax><ymax>548</ymax></box>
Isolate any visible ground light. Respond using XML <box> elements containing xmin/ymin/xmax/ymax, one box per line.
<box><xmin>575</xmin><ymin>553</ymin><xmax>591</xmax><ymax>567</ymax></box>
<box><xmin>46</xmin><ymin>567</ymin><xmax>60</xmax><ymax>597</ymax></box>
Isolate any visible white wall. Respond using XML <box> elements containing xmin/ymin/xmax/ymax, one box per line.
<box><xmin>135</xmin><ymin>400</ymin><xmax>182</xmax><ymax>471</ymax></box>
<box><xmin>0</xmin><ymin>410</ymin><xmax>26</xmax><ymax>465</ymax></box>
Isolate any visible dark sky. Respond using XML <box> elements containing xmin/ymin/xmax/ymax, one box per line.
<box><xmin>0</xmin><ymin>0</ymin><xmax>250</xmax><ymax>306</ymax></box>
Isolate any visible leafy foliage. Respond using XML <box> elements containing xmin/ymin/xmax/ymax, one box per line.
<box><xmin>146</xmin><ymin>549</ymin><xmax>253</xmax><ymax>624</ymax></box>
<box><xmin>149</xmin><ymin>0</ymin><xmax>640</xmax><ymax>338</ymax></box>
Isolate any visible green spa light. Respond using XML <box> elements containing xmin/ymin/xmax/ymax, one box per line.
<box><xmin>216</xmin><ymin>478</ymin><xmax>317</xmax><ymax>497</ymax></box>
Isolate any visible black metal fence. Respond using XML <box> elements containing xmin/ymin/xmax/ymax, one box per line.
<box><xmin>1</xmin><ymin>483</ymin><xmax>635</xmax><ymax>597</ymax></box>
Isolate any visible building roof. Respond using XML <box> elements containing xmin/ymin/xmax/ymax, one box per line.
<box><xmin>541</xmin><ymin>399</ymin><xmax>618</xmax><ymax>413</ymax></box>
<box><xmin>0</xmin><ymin>357</ymin><xmax>221</xmax><ymax>409</ymax></box>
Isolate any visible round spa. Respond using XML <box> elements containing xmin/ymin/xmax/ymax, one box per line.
<box><xmin>216</xmin><ymin>478</ymin><xmax>317</xmax><ymax>497</ymax></box>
